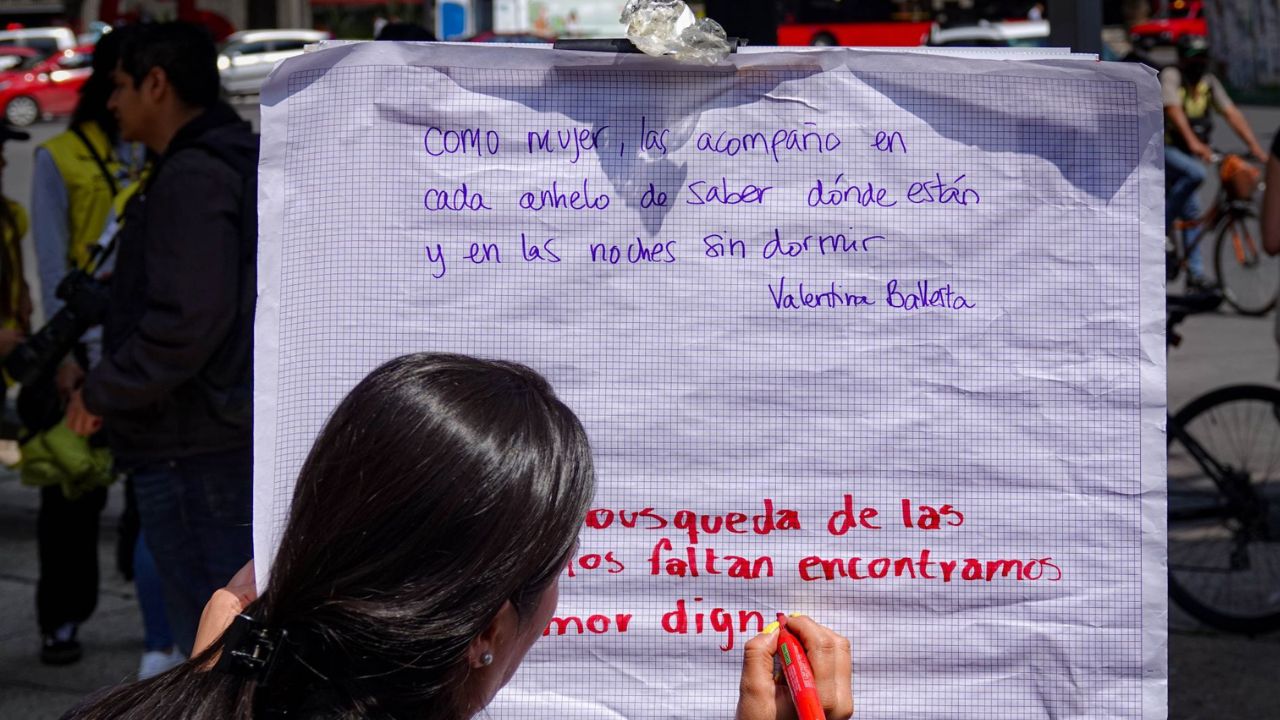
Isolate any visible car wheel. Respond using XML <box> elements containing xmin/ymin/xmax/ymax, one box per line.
<box><xmin>5</xmin><ymin>96</ymin><xmax>39</xmax><ymax>127</ymax></box>
<box><xmin>811</xmin><ymin>32</ymin><xmax>837</xmax><ymax>47</ymax></box>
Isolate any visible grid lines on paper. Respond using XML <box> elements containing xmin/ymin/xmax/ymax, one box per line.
<box><xmin>270</xmin><ymin>59</ymin><xmax>1145</xmax><ymax>720</ymax></box>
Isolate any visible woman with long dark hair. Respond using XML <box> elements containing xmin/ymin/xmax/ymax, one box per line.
<box><xmin>66</xmin><ymin>353</ymin><xmax>852</xmax><ymax>719</ymax></box>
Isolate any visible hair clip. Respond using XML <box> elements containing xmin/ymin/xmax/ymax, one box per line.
<box><xmin>215</xmin><ymin>614</ymin><xmax>289</xmax><ymax>687</ymax></box>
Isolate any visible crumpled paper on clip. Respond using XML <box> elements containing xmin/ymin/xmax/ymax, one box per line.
<box><xmin>621</xmin><ymin>0</ymin><xmax>732</xmax><ymax>65</ymax></box>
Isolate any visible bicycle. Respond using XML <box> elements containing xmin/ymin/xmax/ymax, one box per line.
<box><xmin>1166</xmin><ymin>292</ymin><xmax>1280</xmax><ymax>633</ymax></box>
<box><xmin>1167</xmin><ymin>153</ymin><xmax>1276</xmax><ymax>316</ymax></box>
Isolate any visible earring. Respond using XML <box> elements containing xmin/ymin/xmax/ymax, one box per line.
<box><xmin>480</xmin><ymin>652</ymin><xmax>494</xmax><ymax>667</ymax></box>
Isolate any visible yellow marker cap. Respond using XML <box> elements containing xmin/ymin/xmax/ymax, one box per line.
<box><xmin>762</xmin><ymin>612</ymin><xmax>804</xmax><ymax>635</ymax></box>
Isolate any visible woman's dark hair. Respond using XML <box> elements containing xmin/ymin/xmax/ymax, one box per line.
<box><xmin>71</xmin><ymin>26</ymin><xmax>132</xmax><ymax>138</ymax></box>
<box><xmin>70</xmin><ymin>353</ymin><xmax>595</xmax><ymax>719</ymax></box>
<box><xmin>119</xmin><ymin>22</ymin><xmax>220</xmax><ymax>109</ymax></box>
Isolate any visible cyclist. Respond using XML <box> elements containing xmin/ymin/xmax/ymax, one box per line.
<box><xmin>1161</xmin><ymin>35</ymin><xmax>1268</xmax><ymax>288</ymax></box>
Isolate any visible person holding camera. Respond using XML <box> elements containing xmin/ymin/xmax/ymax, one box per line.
<box><xmin>64</xmin><ymin>22</ymin><xmax>258</xmax><ymax>656</ymax></box>
<box><xmin>26</xmin><ymin>27</ymin><xmax>166</xmax><ymax>669</ymax></box>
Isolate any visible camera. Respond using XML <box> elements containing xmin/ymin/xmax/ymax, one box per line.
<box><xmin>4</xmin><ymin>269</ymin><xmax>111</xmax><ymax>385</ymax></box>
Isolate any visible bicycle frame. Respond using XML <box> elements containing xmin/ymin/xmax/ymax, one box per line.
<box><xmin>1167</xmin><ymin>152</ymin><xmax>1266</xmax><ymax>282</ymax></box>
<box><xmin>1167</xmin><ymin>413</ymin><xmax>1233</xmax><ymax>522</ymax></box>
<box><xmin>1219</xmin><ymin>199</ymin><xmax>1264</xmax><ymax>268</ymax></box>
<box><xmin>1168</xmin><ymin>413</ymin><xmax>1273</xmax><ymax>547</ymax></box>
<box><xmin>1169</xmin><ymin>194</ymin><xmax>1225</xmax><ymax>279</ymax></box>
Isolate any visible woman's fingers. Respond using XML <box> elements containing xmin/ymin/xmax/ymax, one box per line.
<box><xmin>781</xmin><ymin>615</ymin><xmax>854</xmax><ymax>720</ymax></box>
<box><xmin>224</xmin><ymin>559</ymin><xmax>257</xmax><ymax>605</ymax></box>
<box><xmin>736</xmin><ymin>628</ymin><xmax>793</xmax><ymax>720</ymax></box>
<box><xmin>193</xmin><ymin>560</ymin><xmax>258</xmax><ymax>661</ymax></box>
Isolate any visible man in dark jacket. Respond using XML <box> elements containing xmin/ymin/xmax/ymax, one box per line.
<box><xmin>66</xmin><ymin>22</ymin><xmax>257</xmax><ymax>653</ymax></box>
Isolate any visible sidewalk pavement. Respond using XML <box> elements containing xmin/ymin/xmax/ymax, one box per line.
<box><xmin>2</xmin><ymin>459</ymin><xmax>1279</xmax><ymax>718</ymax></box>
<box><xmin>0</xmin><ymin>468</ymin><xmax>139</xmax><ymax>720</ymax></box>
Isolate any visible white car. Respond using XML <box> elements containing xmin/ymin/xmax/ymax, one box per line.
<box><xmin>218</xmin><ymin>29</ymin><xmax>330</xmax><ymax>96</ymax></box>
<box><xmin>0</xmin><ymin>27</ymin><xmax>77</xmax><ymax>58</ymax></box>
<box><xmin>928</xmin><ymin>20</ymin><xmax>1050</xmax><ymax>48</ymax></box>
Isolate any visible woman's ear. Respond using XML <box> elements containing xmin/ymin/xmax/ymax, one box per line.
<box><xmin>468</xmin><ymin>600</ymin><xmax>518</xmax><ymax>670</ymax></box>
<box><xmin>463</xmin><ymin>600</ymin><xmax>521</xmax><ymax>713</ymax></box>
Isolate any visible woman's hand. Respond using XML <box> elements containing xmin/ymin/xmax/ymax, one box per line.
<box><xmin>735</xmin><ymin>615</ymin><xmax>853</xmax><ymax>720</ymax></box>
<box><xmin>193</xmin><ymin>559</ymin><xmax>257</xmax><ymax>659</ymax></box>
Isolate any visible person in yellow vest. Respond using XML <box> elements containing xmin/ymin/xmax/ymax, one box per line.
<box><xmin>28</xmin><ymin>28</ymin><xmax>170</xmax><ymax>672</ymax></box>
<box><xmin>1160</xmin><ymin>35</ymin><xmax>1268</xmax><ymax>288</ymax></box>
<box><xmin>0</xmin><ymin>123</ymin><xmax>31</xmax><ymax>358</ymax></box>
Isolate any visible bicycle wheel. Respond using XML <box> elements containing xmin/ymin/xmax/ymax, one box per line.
<box><xmin>1214</xmin><ymin>210</ymin><xmax>1278</xmax><ymax>316</ymax></box>
<box><xmin>1168</xmin><ymin>384</ymin><xmax>1280</xmax><ymax>633</ymax></box>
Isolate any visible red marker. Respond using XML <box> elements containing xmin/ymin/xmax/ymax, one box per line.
<box><xmin>777</xmin><ymin>613</ymin><xmax>825</xmax><ymax>720</ymax></box>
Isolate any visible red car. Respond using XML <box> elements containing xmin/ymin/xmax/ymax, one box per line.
<box><xmin>777</xmin><ymin>21</ymin><xmax>931</xmax><ymax>47</ymax></box>
<box><xmin>776</xmin><ymin>0</ymin><xmax>931</xmax><ymax>46</ymax></box>
<box><xmin>0</xmin><ymin>44</ymin><xmax>94</xmax><ymax>127</ymax></box>
<box><xmin>1130</xmin><ymin>0</ymin><xmax>1207</xmax><ymax>50</ymax></box>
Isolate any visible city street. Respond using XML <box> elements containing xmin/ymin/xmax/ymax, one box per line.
<box><xmin>0</xmin><ymin>98</ymin><xmax>1278</xmax><ymax>719</ymax></box>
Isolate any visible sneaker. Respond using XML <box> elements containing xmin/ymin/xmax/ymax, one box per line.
<box><xmin>40</xmin><ymin>623</ymin><xmax>82</xmax><ymax>665</ymax></box>
<box><xmin>138</xmin><ymin>647</ymin><xmax>186</xmax><ymax>679</ymax></box>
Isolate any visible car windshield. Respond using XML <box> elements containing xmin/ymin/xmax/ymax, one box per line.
<box><xmin>57</xmin><ymin>51</ymin><xmax>92</xmax><ymax>69</ymax></box>
<box><xmin>10</xmin><ymin>55</ymin><xmax>44</xmax><ymax>71</ymax></box>
<box><xmin>217</xmin><ymin>37</ymin><xmax>250</xmax><ymax>54</ymax></box>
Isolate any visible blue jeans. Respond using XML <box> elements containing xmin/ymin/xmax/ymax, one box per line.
<box><xmin>131</xmin><ymin>447</ymin><xmax>252</xmax><ymax>654</ymax></box>
<box><xmin>1166</xmin><ymin>146</ymin><xmax>1208</xmax><ymax>278</ymax></box>
<box><xmin>133</xmin><ymin>532</ymin><xmax>174</xmax><ymax>652</ymax></box>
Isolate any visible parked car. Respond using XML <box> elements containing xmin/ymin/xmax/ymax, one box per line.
<box><xmin>0</xmin><ymin>26</ymin><xmax>77</xmax><ymax>57</ymax></box>
<box><xmin>0</xmin><ymin>44</ymin><xmax>94</xmax><ymax>126</ymax></box>
<box><xmin>928</xmin><ymin>20</ymin><xmax>1050</xmax><ymax>48</ymax></box>
<box><xmin>218</xmin><ymin>29</ymin><xmax>331</xmax><ymax>96</ymax></box>
<box><xmin>1130</xmin><ymin>0</ymin><xmax>1206</xmax><ymax>50</ymax></box>
<box><xmin>776</xmin><ymin>0</ymin><xmax>931</xmax><ymax>47</ymax></box>
<box><xmin>779</xmin><ymin>21</ymin><xmax>931</xmax><ymax>47</ymax></box>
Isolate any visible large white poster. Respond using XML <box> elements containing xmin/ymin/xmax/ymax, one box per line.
<box><xmin>255</xmin><ymin>42</ymin><xmax>1166</xmax><ymax>719</ymax></box>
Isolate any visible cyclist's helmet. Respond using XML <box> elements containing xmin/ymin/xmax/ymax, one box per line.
<box><xmin>1177</xmin><ymin>35</ymin><xmax>1210</xmax><ymax>59</ymax></box>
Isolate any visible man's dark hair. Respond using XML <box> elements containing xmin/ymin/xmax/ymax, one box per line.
<box><xmin>119</xmin><ymin>22</ymin><xmax>220</xmax><ymax>109</ymax></box>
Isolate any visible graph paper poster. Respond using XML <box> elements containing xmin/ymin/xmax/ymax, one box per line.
<box><xmin>255</xmin><ymin>43</ymin><xmax>1167</xmax><ymax>719</ymax></box>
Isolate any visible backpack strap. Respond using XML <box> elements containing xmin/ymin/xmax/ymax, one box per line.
<box><xmin>71</xmin><ymin>125</ymin><xmax>119</xmax><ymax>196</ymax></box>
